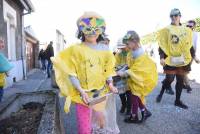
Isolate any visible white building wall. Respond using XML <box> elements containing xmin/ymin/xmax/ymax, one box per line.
<box><xmin>3</xmin><ymin>0</ymin><xmax>25</xmax><ymax>87</ymax></box>
<box><xmin>5</xmin><ymin>60</ymin><xmax>24</xmax><ymax>87</ymax></box>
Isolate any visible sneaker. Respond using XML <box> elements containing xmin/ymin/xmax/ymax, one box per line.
<box><xmin>156</xmin><ymin>95</ymin><xmax>162</xmax><ymax>103</ymax></box>
<box><xmin>165</xmin><ymin>87</ymin><xmax>174</xmax><ymax>95</ymax></box>
<box><xmin>141</xmin><ymin>110</ymin><xmax>152</xmax><ymax>122</ymax></box>
<box><xmin>124</xmin><ymin>115</ymin><xmax>140</xmax><ymax>124</ymax></box>
<box><xmin>174</xmin><ymin>100</ymin><xmax>188</xmax><ymax>109</ymax></box>
<box><xmin>120</xmin><ymin>105</ymin><xmax>126</xmax><ymax>114</ymax></box>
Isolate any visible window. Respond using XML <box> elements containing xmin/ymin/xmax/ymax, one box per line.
<box><xmin>7</xmin><ymin>15</ymin><xmax>16</xmax><ymax>60</ymax></box>
<box><xmin>3</xmin><ymin>0</ymin><xmax>17</xmax><ymax>61</ymax></box>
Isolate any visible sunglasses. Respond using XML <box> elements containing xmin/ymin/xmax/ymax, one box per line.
<box><xmin>170</xmin><ymin>14</ymin><xmax>181</xmax><ymax>18</ymax></box>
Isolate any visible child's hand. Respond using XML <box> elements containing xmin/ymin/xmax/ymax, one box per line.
<box><xmin>117</xmin><ymin>71</ymin><xmax>125</xmax><ymax>77</ymax></box>
<box><xmin>160</xmin><ymin>58</ymin><xmax>165</xmax><ymax>66</ymax></box>
<box><xmin>194</xmin><ymin>57</ymin><xmax>200</xmax><ymax>64</ymax></box>
<box><xmin>108</xmin><ymin>83</ymin><xmax>118</xmax><ymax>94</ymax></box>
<box><xmin>80</xmin><ymin>90</ymin><xmax>89</xmax><ymax>104</ymax></box>
<box><xmin>110</xmin><ymin>86</ymin><xmax>118</xmax><ymax>94</ymax></box>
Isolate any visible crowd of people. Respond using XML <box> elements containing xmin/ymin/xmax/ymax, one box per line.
<box><xmin>0</xmin><ymin>40</ymin><xmax>54</xmax><ymax>102</ymax></box>
<box><xmin>0</xmin><ymin>7</ymin><xmax>199</xmax><ymax>134</ymax></box>
<box><xmin>50</xmin><ymin>7</ymin><xmax>199</xmax><ymax>134</ymax></box>
<box><xmin>38</xmin><ymin>41</ymin><xmax>54</xmax><ymax>78</ymax></box>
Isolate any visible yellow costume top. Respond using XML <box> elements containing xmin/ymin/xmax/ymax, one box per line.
<box><xmin>0</xmin><ymin>73</ymin><xmax>6</xmax><ymax>87</ymax></box>
<box><xmin>157</xmin><ymin>25</ymin><xmax>193</xmax><ymax>67</ymax></box>
<box><xmin>115</xmin><ymin>51</ymin><xmax>128</xmax><ymax>67</ymax></box>
<box><xmin>51</xmin><ymin>43</ymin><xmax>116</xmax><ymax>112</ymax></box>
<box><xmin>126</xmin><ymin>52</ymin><xmax>158</xmax><ymax>103</ymax></box>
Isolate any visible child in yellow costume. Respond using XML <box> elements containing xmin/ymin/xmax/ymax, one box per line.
<box><xmin>51</xmin><ymin>12</ymin><xmax>118</xmax><ymax>134</ymax></box>
<box><xmin>117</xmin><ymin>31</ymin><xmax>158</xmax><ymax>123</ymax></box>
<box><xmin>114</xmin><ymin>39</ymin><xmax>131</xmax><ymax>115</ymax></box>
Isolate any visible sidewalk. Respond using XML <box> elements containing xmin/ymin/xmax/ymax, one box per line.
<box><xmin>2</xmin><ymin>69</ymin><xmax>47</xmax><ymax>101</ymax></box>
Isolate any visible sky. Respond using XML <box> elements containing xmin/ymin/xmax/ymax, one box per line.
<box><xmin>24</xmin><ymin>0</ymin><xmax>200</xmax><ymax>48</ymax></box>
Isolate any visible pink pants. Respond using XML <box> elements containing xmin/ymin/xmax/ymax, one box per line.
<box><xmin>76</xmin><ymin>104</ymin><xmax>91</xmax><ymax>134</ymax></box>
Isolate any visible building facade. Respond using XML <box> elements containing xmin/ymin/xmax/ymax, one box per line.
<box><xmin>25</xmin><ymin>26</ymin><xmax>39</xmax><ymax>72</ymax></box>
<box><xmin>0</xmin><ymin>0</ymin><xmax>34</xmax><ymax>86</ymax></box>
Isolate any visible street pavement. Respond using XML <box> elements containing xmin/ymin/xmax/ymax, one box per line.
<box><xmin>2</xmin><ymin>69</ymin><xmax>200</xmax><ymax>134</ymax></box>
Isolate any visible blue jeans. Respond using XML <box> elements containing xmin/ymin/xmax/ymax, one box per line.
<box><xmin>41</xmin><ymin>59</ymin><xmax>46</xmax><ymax>70</ymax></box>
<box><xmin>47</xmin><ymin>60</ymin><xmax>52</xmax><ymax>77</ymax></box>
<box><xmin>0</xmin><ymin>87</ymin><xmax>4</xmax><ymax>102</ymax></box>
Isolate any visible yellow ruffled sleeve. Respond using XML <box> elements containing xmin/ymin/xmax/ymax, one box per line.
<box><xmin>51</xmin><ymin>46</ymin><xmax>79</xmax><ymax>113</ymax></box>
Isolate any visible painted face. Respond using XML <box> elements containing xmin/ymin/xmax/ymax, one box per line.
<box><xmin>78</xmin><ymin>17</ymin><xmax>106</xmax><ymax>35</ymax></box>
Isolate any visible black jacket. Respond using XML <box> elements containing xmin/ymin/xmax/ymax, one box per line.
<box><xmin>38</xmin><ymin>50</ymin><xmax>46</xmax><ymax>60</ymax></box>
<box><xmin>45</xmin><ymin>45</ymin><xmax>54</xmax><ymax>60</ymax></box>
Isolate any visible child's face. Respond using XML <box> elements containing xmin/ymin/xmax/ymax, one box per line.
<box><xmin>127</xmin><ymin>40</ymin><xmax>137</xmax><ymax>50</ymax></box>
<box><xmin>85</xmin><ymin>34</ymin><xmax>99</xmax><ymax>44</ymax></box>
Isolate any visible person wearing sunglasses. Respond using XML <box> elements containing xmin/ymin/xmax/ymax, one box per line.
<box><xmin>51</xmin><ymin>12</ymin><xmax>119</xmax><ymax>134</ymax></box>
<box><xmin>156</xmin><ymin>8</ymin><xmax>196</xmax><ymax>109</ymax></box>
